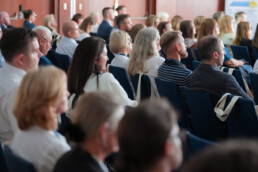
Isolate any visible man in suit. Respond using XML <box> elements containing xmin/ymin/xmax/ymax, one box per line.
<box><xmin>97</xmin><ymin>7</ymin><xmax>115</xmax><ymax>44</ymax></box>
<box><xmin>33</xmin><ymin>26</ymin><xmax>53</xmax><ymax>66</ymax></box>
<box><xmin>0</xmin><ymin>28</ymin><xmax>41</xmax><ymax>145</ymax></box>
<box><xmin>189</xmin><ymin>35</ymin><xmax>250</xmax><ymax>100</ymax></box>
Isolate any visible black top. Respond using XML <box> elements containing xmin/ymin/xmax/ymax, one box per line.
<box><xmin>53</xmin><ymin>146</ymin><xmax>107</xmax><ymax>172</ymax></box>
<box><xmin>239</xmin><ymin>39</ymin><xmax>255</xmax><ymax>65</ymax></box>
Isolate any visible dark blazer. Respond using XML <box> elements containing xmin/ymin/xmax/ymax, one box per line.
<box><xmin>189</xmin><ymin>63</ymin><xmax>250</xmax><ymax>100</ymax></box>
<box><xmin>38</xmin><ymin>55</ymin><xmax>53</xmax><ymax>66</ymax></box>
<box><xmin>23</xmin><ymin>20</ymin><xmax>36</xmax><ymax>30</ymax></box>
<box><xmin>53</xmin><ymin>146</ymin><xmax>107</xmax><ymax>172</ymax></box>
<box><xmin>97</xmin><ymin>20</ymin><xmax>113</xmax><ymax>44</ymax></box>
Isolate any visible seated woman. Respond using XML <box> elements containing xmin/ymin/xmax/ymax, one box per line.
<box><xmin>11</xmin><ymin>66</ymin><xmax>70</xmax><ymax>172</ymax></box>
<box><xmin>44</xmin><ymin>14</ymin><xmax>61</xmax><ymax>43</ymax></box>
<box><xmin>180</xmin><ymin>20</ymin><xmax>197</xmax><ymax>50</ymax></box>
<box><xmin>194</xmin><ymin>16</ymin><xmax>205</xmax><ymax>38</ymax></box>
<box><xmin>146</xmin><ymin>15</ymin><xmax>159</xmax><ymax>28</ymax></box>
<box><xmin>76</xmin><ymin>16</ymin><xmax>96</xmax><ymax>41</ymax></box>
<box><xmin>157</xmin><ymin>21</ymin><xmax>173</xmax><ymax>36</ymax></box>
<box><xmin>219</xmin><ymin>15</ymin><xmax>235</xmax><ymax>46</ymax></box>
<box><xmin>115</xmin><ymin>99</ymin><xmax>182</xmax><ymax>172</ymax></box>
<box><xmin>23</xmin><ymin>9</ymin><xmax>37</xmax><ymax>29</ymax></box>
<box><xmin>171</xmin><ymin>15</ymin><xmax>183</xmax><ymax>31</ymax></box>
<box><xmin>53</xmin><ymin>91</ymin><xmax>124</xmax><ymax>172</ymax></box>
<box><xmin>109</xmin><ymin>30</ymin><xmax>132</xmax><ymax>69</ymax></box>
<box><xmin>128</xmin><ymin>27</ymin><xmax>164</xmax><ymax>79</ymax></box>
<box><xmin>67</xmin><ymin>37</ymin><xmax>137</xmax><ymax>112</ymax></box>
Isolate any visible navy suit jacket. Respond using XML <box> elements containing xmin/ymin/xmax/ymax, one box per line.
<box><xmin>39</xmin><ymin>55</ymin><xmax>53</xmax><ymax>66</ymax></box>
<box><xmin>97</xmin><ymin>20</ymin><xmax>113</xmax><ymax>44</ymax></box>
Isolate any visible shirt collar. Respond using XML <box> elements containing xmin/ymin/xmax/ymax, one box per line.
<box><xmin>3</xmin><ymin>63</ymin><xmax>26</xmax><ymax>78</ymax></box>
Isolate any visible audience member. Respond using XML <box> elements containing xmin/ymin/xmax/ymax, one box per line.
<box><xmin>71</xmin><ymin>13</ymin><xmax>83</xmax><ymax>26</ymax></box>
<box><xmin>182</xmin><ymin>140</ymin><xmax>258</xmax><ymax>172</ymax></box>
<box><xmin>23</xmin><ymin>9</ymin><xmax>37</xmax><ymax>29</ymax></box>
<box><xmin>11</xmin><ymin>66</ymin><xmax>70</xmax><ymax>172</ymax></box>
<box><xmin>116</xmin><ymin>5</ymin><xmax>127</xmax><ymax>15</ymax></box>
<box><xmin>0</xmin><ymin>28</ymin><xmax>41</xmax><ymax>145</ymax></box>
<box><xmin>43</xmin><ymin>14</ymin><xmax>61</xmax><ymax>43</ymax></box>
<box><xmin>157</xmin><ymin>21</ymin><xmax>172</xmax><ymax>36</ymax></box>
<box><xmin>233</xmin><ymin>21</ymin><xmax>255</xmax><ymax>65</ymax></box>
<box><xmin>90</xmin><ymin>11</ymin><xmax>102</xmax><ymax>33</ymax></box>
<box><xmin>53</xmin><ymin>91</ymin><xmax>124</xmax><ymax>172</ymax></box>
<box><xmin>0</xmin><ymin>11</ymin><xmax>13</xmax><ymax>31</ymax></box>
<box><xmin>67</xmin><ymin>37</ymin><xmax>137</xmax><ymax>111</ymax></box>
<box><xmin>110</xmin><ymin>30</ymin><xmax>132</xmax><ymax>69</ymax></box>
<box><xmin>171</xmin><ymin>15</ymin><xmax>183</xmax><ymax>30</ymax></box>
<box><xmin>115</xmin><ymin>99</ymin><xmax>182</xmax><ymax>172</ymax></box>
<box><xmin>180</xmin><ymin>20</ymin><xmax>197</xmax><ymax>50</ymax></box>
<box><xmin>116</xmin><ymin>14</ymin><xmax>132</xmax><ymax>33</ymax></box>
<box><xmin>158</xmin><ymin>11</ymin><xmax>170</xmax><ymax>22</ymax></box>
<box><xmin>33</xmin><ymin>26</ymin><xmax>53</xmax><ymax>66</ymax></box>
<box><xmin>146</xmin><ymin>15</ymin><xmax>159</xmax><ymax>28</ymax></box>
<box><xmin>97</xmin><ymin>7</ymin><xmax>115</xmax><ymax>44</ymax></box>
<box><xmin>213</xmin><ymin>11</ymin><xmax>224</xmax><ymax>24</ymax></box>
<box><xmin>77</xmin><ymin>16</ymin><xmax>96</xmax><ymax>41</ymax></box>
<box><xmin>194</xmin><ymin>15</ymin><xmax>205</xmax><ymax>38</ymax></box>
<box><xmin>56</xmin><ymin>20</ymin><xmax>79</xmax><ymax>58</ymax></box>
<box><xmin>234</xmin><ymin>11</ymin><xmax>247</xmax><ymax>31</ymax></box>
<box><xmin>130</xmin><ymin>23</ymin><xmax>146</xmax><ymax>43</ymax></box>
<box><xmin>190</xmin><ymin>35</ymin><xmax>250</xmax><ymax>101</ymax></box>
<box><xmin>219</xmin><ymin>15</ymin><xmax>235</xmax><ymax>46</ymax></box>
<box><xmin>128</xmin><ymin>27</ymin><xmax>164</xmax><ymax>78</ymax></box>
<box><xmin>158</xmin><ymin>31</ymin><xmax>191</xmax><ymax>86</ymax></box>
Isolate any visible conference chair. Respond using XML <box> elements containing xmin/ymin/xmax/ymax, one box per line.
<box><xmin>194</xmin><ymin>48</ymin><xmax>201</xmax><ymax>61</ymax></box>
<box><xmin>106</xmin><ymin>45</ymin><xmax>115</xmax><ymax>65</ymax></box>
<box><xmin>230</xmin><ymin>45</ymin><xmax>251</xmax><ymax>65</ymax></box>
<box><xmin>192</xmin><ymin>60</ymin><xmax>201</xmax><ymax>70</ymax></box>
<box><xmin>46</xmin><ymin>50</ymin><xmax>71</xmax><ymax>73</ymax></box>
<box><xmin>130</xmin><ymin>74</ymin><xmax>151</xmax><ymax>101</ymax></box>
<box><xmin>0</xmin><ymin>141</ymin><xmax>8</xmax><ymax>172</ymax></box>
<box><xmin>181</xmin><ymin>48</ymin><xmax>194</xmax><ymax>71</ymax></box>
<box><xmin>250</xmin><ymin>72</ymin><xmax>258</xmax><ymax>104</ymax></box>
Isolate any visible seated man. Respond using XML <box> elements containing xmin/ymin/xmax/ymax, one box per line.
<box><xmin>0</xmin><ymin>11</ymin><xmax>14</xmax><ymax>31</ymax></box>
<box><xmin>158</xmin><ymin>31</ymin><xmax>192</xmax><ymax>86</ymax></box>
<box><xmin>33</xmin><ymin>26</ymin><xmax>53</xmax><ymax>66</ymax></box>
<box><xmin>189</xmin><ymin>35</ymin><xmax>250</xmax><ymax>100</ymax></box>
<box><xmin>116</xmin><ymin>14</ymin><xmax>132</xmax><ymax>33</ymax></box>
<box><xmin>56</xmin><ymin>20</ymin><xmax>79</xmax><ymax>58</ymax></box>
<box><xmin>0</xmin><ymin>28</ymin><xmax>41</xmax><ymax>145</ymax></box>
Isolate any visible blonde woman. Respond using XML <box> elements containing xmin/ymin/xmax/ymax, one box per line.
<box><xmin>194</xmin><ymin>16</ymin><xmax>205</xmax><ymax>38</ymax></box>
<box><xmin>171</xmin><ymin>15</ymin><xmax>183</xmax><ymax>30</ymax></box>
<box><xmin>146</xmin><ymin>15</ymin><xmax>159</xmax><ymax>28</ymax></box>
<box><xmin>77</xmin><ymin>16</ymin><xmax>96</xmax><ymax>41</ymax></box>
<box><xmin>109</xmin><ymin>30</ymin><xmax>132</xmax><ymax>69</ymax></box>
<box><xmin>11</xmin><ymin>66</ymin><xmax>70</xmax><ymax>172</ymax></box>
<box><xmin>43</xmin><ymin>14</ymin><xmax>61</xmax><ymax>43</ymax></box>
<box><xmin>219</xmin><ymin>15</ymin><xmax>235</xmax><ymax>46</ymax></box>
<box><xmin>128</xmin><ymin>27</ymin><xmax>164</xmax><ymax>78</ymax></box>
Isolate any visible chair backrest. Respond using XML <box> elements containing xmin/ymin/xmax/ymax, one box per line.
<box><xmin>181</xmin><ymin>48</ymin><xmax>194</xmax><ymax>71</ymax></box>
<box><xmin>226</xmin><ymin>95</ymin><xmax>258</xmax><ymax>138</ymax></box>
<box><xmin>109</xmin><ymin>65</ymin><xmax>135</xmax><ymax>100</ymax></box>
<box><xmin>46</xmin><ymin>50</ymin><xmax>71</xmax><ymax>73</ymax></box>
<box><xmin>187</xmin><ymin>132</ymin><xmax>217</xmax><ymax>157</ymax></box>
<box><xmin>183</xmin><ymin>87</ymin><xmax>225</xmax><ymax>141</ymax></box>
<box><xmin>4</xmin><ymin>146</ymin><xmax>36</xmax><ymax>172</ymax></box>
<box><xmin>0</xmin><ymin>142</ymin><xmax>8</xmax><ymax>172</ymax></box>
<box><xmin>253</xmin><ymin>47</ymin><xmax>258</xmax><ymax>61</ymax></box>
<box><xmin>230</xmin><ymin>45</ymin><xmax>251</xmax><ymax>64</ymax></box>
<box><xmin>155</xmin><ymin>78</ymin><xmax>190</xmax><ymax>129</ymax></box>
<box><xmin>192</xmin><ymin>60</ymin><xmax>201</xmax><ymax>70</ymax></box>
<box><xmin>130</xmin><ymin>74</ymin><xmax>151</xmax><ymax>101</ymax></box>
<box><xmin>194</xmin><ymin>48</ymin><xmax>201</xmax><ymax>61</ymax></box>
<box><xmin>106</xmin><ymin>45</ymin><xmax>115</xmax><ymax>65</ymax></box>
<box><xmin>250</xmin><ymin>72</ymin><xmax>258</xmax><ymax>105</ymax></box>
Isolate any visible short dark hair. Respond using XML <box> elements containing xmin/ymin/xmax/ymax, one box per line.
<box><xmin>198</xmin><ymin>35</ymin><xmax>221</xmax><ymax>61</ymax></box>
<box><xmin>157</xmin><ymin>21</ymin><xmax>169</xmax><ymax>35</ymax></box>
<box><xmin>160</xmin><ymin>31</ymin><xmax>181</xmax><ymax>54</ymax></box>
<box><xmin>23</xmin><ymin>9</ymin><xmax>33</xmax><ymax>19</ymax></box>
<box><xmin>68</xmin><ymin>37</ymin><xmax>105</xmax><ymax>95</ymax></box>
<box><xmin>116</xmin><ymin>5</ymin><xmax>126</xmax><ymax>12</ymax></box>
<box><xmin>116</xmin><ymin>14</ymin><xmax>130</xmax><ymax>28</ymax></box>
<box><xmin>180</xmin><ymin>20</ymin><xmax>195</xmax><ymax>39</ymax></box>
<box><xmin>71</xmin><ymin>13</ymin><xmax>83</xmax><ymax>23</ymax></box>
<box><xmin>115</xmin><ymin>99</ymin><xmax>178</xmax><ymax>171</ymax></box>
<box><xmin>181</xmin><ymin>139</ymin><xmax>258</xmax><ymax>172</ymax></box>
<box><xmin>102</xmin><ymin>7</ymin><xmax>113</xmax><ymax>17</ymax></box>
<box><xmin>0</xmin><ymin>28</ymin><xmax>37</xmax><ymax>62</ymax></box>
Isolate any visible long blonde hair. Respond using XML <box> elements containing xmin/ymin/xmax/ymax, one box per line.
<box><xmin>171</xmin><ymin>15</ymin><xmax>183</xmax><ymax>30</ymax></box>
<box><xmin>198</xmin><ymin>18</ymin><xmax>217</xmax><ymax>42</ymax></box>
<box><xmin>233</xmin><ymin>21</ymin><xmax>251</xmax><ymax>45</ymax></box>
<box><xmin>43</xmin><ymin>14</ymin><xmax>56</xmax><ymax>31</ymax></box>
<box><xmin>128</xmin><ymin>27</ymin><xmax>160</xmax><ymax>76</ymax></box>
<box><xmin>219</xmin><ymin>15</ymin><xmax>234</xmax><ymax>36</ymax></box>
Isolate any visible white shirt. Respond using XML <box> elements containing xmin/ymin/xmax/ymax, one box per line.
<box><xmin>144</xmin><ymin>56</ymin><xmax>165</xmax><ymax>78</ymax></box>
<box><xmin>11</xmin><ymin>126</ymin><xmax>70</xmax><ymax>172</ymax></box>
<box><xmin>253</xmin><ymin>60</ymin><xmax>258</xmax><ymax>74</ymax></box>
<box><xmin>84</xmin><ymin>73</ymin><xmax>137</xmax><ymax>107</ymax></box>
<box><xmin>184</xmin><ymin>38</ymin><xmax>197</xmax><ymax>48</ymax></box>
<box><xmin>0</xmin><ymin>63</ymin><xmax>26</xmax><ymax>145</ymax></box>
<box><xmin>56</xmin><ymin>36</ymin><xmax>78</xmax><ymax>58</ymax></box>
<box><xmin>76</xmin><ymin>32</ymin><xmax>90</xmax><ymax>41</ymax></box>
<box><xmin>111</xmin><ymin>54</ymin><xmax>129</xmax><ymax>69</ymax></box>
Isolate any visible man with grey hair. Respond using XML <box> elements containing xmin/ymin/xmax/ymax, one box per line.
<box><xmin>33</xmin><ymin>26</ymin><xmax>53</xmax><ymax>66</ymax></box>
<box><xmin>0</xmin><ymin>11</ymin><xmax>13</xmax><ymax>31</ymax></box>
<box><xmin>189</xmin><ymin>35</ymin><xmax>250</xmax><ymax>101</ymax></box>
<box><xmin>213</xmin><ymin>11</ymin><xmax>224</xmax><ymax>23</ymax></box>
<box><xmin>234</xmin><ymin>11</ymin><xmax>247</xmax><ymax>31</ymax></box>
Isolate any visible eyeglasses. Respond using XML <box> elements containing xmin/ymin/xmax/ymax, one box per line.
<box><xmin>41</xmin><ymin>37</ymin><xmax>51</xmax><ymax>45</ymax></box>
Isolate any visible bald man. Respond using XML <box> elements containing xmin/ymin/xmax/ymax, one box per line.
<box><xmin>0</xmin><ymin>11</ymin><xmax>13</xmax><ymax>31</ymax></box>
<box><xmin>56</xmin><ymin>20</ymin><xmax>79</xmax><ymax>58</ymax></box>
<box><xmin>33</xmin><ymin>26</ymin><xmax>53</xmax><ymax>66</ymax></box>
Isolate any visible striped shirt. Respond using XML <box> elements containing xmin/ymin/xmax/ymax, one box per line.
<box><xmin>158</xmin><ymin>58</ymin><xmax>192</xmax><ymax>86</ymax></box>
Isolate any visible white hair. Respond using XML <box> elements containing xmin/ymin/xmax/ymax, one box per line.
<box><xmin>33</xmin><ymin>25</ymin><xmax>51</xmax><ymax>37</ymax></box>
